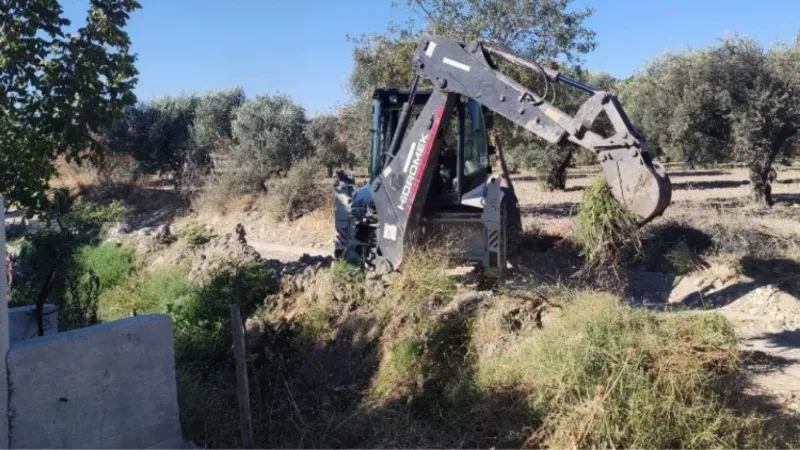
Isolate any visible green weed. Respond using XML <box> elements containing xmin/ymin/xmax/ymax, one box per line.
<box><xmin>573</xmin><ymin>176</ymin><xmax>642</xmax><ymax>287</ymax></box>
<box><xmin>99</xmin><ymin>265</ymin><xmax>194</xmax><ymax>320</ymax></box>
<box><xmin>182</xmin><ymin>221</ymin><xmax>213</xmax><ymax>246</ymax></box>
<box><xmin>74</xmin><ymin>243</ymin><xmax>135</xmax><ymax>291</ymax></box>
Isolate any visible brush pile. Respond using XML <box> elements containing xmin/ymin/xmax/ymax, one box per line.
<box><xmin>572</xmin><ymin>176</ymin><xmax>642</xmax><ymax>289</ymax></box>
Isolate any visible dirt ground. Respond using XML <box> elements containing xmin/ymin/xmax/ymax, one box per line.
<box><xmin>185</xmin><ymin>163</ymin><xmax>800</xmax><ymax>254</ymax></box>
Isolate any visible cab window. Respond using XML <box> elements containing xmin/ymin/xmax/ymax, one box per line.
<box><xmin>463</xmin><ymin>99</ymin><xmax>488</xmax><ymax>186</ymax></box>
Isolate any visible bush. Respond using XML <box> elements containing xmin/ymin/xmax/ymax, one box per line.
<box><xmin>182</xmin><ymin>221</ymin><xmax>213</xmax><ymax>246</ymax></box>
<box><xmin>68</xmin><ymin>197</ymin><xmax>127</xmax><ymax>232</ymax></box>
<box><xmin>269</xmin><ymin>159</ymin><xmax>326</xmax><ymax>221</ymax></box>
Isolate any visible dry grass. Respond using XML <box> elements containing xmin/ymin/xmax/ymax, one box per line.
<box><xmin>50</xmin><ymin>157</ymin><xmax>96</xmax><ymax>194</ymax></box>
<box><xmin>371</xmin><ymin>249</ymin><xmax>458</xmax><ymax>399</ymax></box>
<box><xmin>572</xmin><ymin>176</ymin><xmax>642</xmax><ymax>289</ymax></box>
<box><xmin>473</xmin><ymin>292</ymin><xmax>779</xmax><ymax>449</ymax></box>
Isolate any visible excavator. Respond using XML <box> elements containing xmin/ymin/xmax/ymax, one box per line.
<box><xmin>333</xmin><ymin>35</ymin><xmax>672</xmax><ymax>279</ymax></box>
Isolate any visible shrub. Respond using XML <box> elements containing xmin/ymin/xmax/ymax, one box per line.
<box><xmin>68</xmin><ymin>197</ymin><xmax>127</xmax><ymax>232</ymax></box>
<box><xmin>269</xmin><ymin>159</ymin><xmax>326</xmax><ymax>221</ymax></box>
<box><xmin>74</xmin><ymin>244</ymin><xmax>135</xmax><ymax>291</ymax></box>
<box><xmin>182</xmin><ymin>221</ymin><xmax>213</xmax><ymax>246</ymax></box>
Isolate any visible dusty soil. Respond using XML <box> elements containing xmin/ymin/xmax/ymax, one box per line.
<box><xmin>181</xmin><ymin>163</ymin><xmax>800</xmax><ymax>258</ymax></box>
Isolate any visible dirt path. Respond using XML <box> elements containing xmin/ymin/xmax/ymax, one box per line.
<box><xmin>636</xmin><ymin>269</ymin><xmax>800</xmax><ymax>413</ymax></box>
<box><xmin>718</xmin><ymin>289</ymin><xmax>800</xmax><ymax>411</ymax></box>
<box><xmin>249</xmin><ymin>240</ymin><xmax>331</xmax><ymax>262</ymax></box>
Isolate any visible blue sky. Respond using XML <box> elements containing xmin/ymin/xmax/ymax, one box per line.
<box><xmin>61</xmin><ymin>0</ymin><xmax>800</xmax><ymax>115</ymax></box>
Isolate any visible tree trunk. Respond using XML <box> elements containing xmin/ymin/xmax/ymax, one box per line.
<box><xmin>544</xmin><ymin>148</ymin><xmax>573</xmax><ymax>191</ymax></box>
<box><xmin>748</xmin><ymin>162</ymin><xmax>774</xmax><ymax>207</ymax></box>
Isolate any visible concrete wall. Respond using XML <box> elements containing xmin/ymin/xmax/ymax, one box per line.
<box><xmin>8</xmin><ymin>304</ymin><xmax>58</xmax><ymax>343</ymax></box>
<box><xmin>1</xmin><ymin>197</ymin><xmax>9</xmax><ymax>449</ymax></box>
<box><xmin>7</xmin><ymin>314</ymin><xmax>183</xmax><ymax>449</ymax></box>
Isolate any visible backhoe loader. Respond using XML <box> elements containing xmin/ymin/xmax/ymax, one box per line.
<box><xmin>333</xmin><ymin>35</ymin><xmax>672</xmax><ymax>278</ymax></box>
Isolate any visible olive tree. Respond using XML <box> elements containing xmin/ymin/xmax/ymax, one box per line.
<box><xmin>341</xmin><ymin>0</ymin><xmax>597</xmax><ymax>180</ymax></box>
<box><xmin>230</xmin><ymin>94</ymin><xmax>311</xmax><ymax>191</ymax></box>
<box><xmin>184</xmin><ymin>87</ymin><xmax>246</xmax><ymax>190</ymax></box>
<box><xmin>0</xmin><ymin>0</ymin><xmax>140</xmax><ymax>213</ymax></box>
<box><xmin>190</xmin><ymin>88</ymin><xmax>246</xmax><ymax>163</ymax></box>
<box><xmin>621</xmin><ymin>36</ymin><xmax>800</xmax><ymax>206</ymax></box>
<box><xmin>336</xmin><ymin>99</ymin><xmax>373</xmax><ymax>165</ymax></box>
<box><xmin>509</xmin><ymin>69</ymin><xmax>617</xmax><ymax>189</ymax></box>
<box><xmin>106</xmin><ymin>95</ymin><xmax>198</xmax><ymax>189</ymax></box>
<box><xmin>306</xmin><ymin>115</ymin><xmax>354</xmax><ymax>177</ymax></box>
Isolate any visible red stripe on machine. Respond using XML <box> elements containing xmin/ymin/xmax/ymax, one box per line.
<box><xmin>404</xmin><ymin>107</ymin><xmax>445</xmax><ymax>214</ymax></box>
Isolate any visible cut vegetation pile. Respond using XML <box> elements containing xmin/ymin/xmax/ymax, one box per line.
<box><xmin>573</xmin><ymin>176</ymin><xmax>642</xmax><ymax>289</ymax></box>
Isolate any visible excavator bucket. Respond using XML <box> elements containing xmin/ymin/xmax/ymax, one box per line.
<box><xmin>599</xmin><ymin>147</ymin><xmax>672</xmax><ymax>224</ymax></box>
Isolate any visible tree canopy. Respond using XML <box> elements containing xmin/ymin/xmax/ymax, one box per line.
<box><xmin>342</xmin><ymin>0</ymin><xmax>598</xmax><ymax>178</ymax></box>
<box><xmin>230</xmin><ymin>94</ymin><xmax>311</xmax><ymax>190</ymax></box>
<box><xmin>306</xmin><ymin>115</ymin><xmax>354</xmax><ymax>176</ymax></box>
<box><xmin>348</xmin><ymin>0</ymin><xmax>596</xmax><ymax>100</ymax></box>
<box><xmin>621</xmin><ymin>35</ymin><xmax>800</xmax><ymax>205</ymax></box>
<box><xmin>0</xmin><ymin>0</ymin><xmax>140</xmax><ymax>213</ymax></box>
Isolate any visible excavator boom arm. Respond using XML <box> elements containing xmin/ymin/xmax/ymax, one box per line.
<box><xmin>368</xmin><ymin>35</ymin><xmax>671</xmax><ymax>272</ymax></box>
<box><xmin>411</xmin><ymin>36</ymin><xmax>671</xmax><ymax>220</ymax></box>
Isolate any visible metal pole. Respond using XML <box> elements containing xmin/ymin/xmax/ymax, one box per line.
<box><xmin>387</xmin><ymin>74</ymin><xmax>421</xmax><ymax>159</ymax></box>
<box><xmin>556</xmin><ymin>74</ymin><xmax>597</xmax><ymax>94</ymax></box>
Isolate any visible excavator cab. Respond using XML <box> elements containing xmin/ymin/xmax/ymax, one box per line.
<box><xmin>369</xmin><ymin>87</ymin><xmax>497</xmax><ymax>210</ymax></box>
<box><xmin>335</xmin><ymin>86</ymin><xmax>519</xmax><ymax>277</ymax></box>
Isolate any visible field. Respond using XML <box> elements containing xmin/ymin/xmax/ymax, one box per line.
<box><xmin>175</xmin><ymin>162</ymin><xmax>800</xmax><ymax>413</ymax></box>
<box><xmin>10</xmin><ymin>159</ymin><xmax>800</xmax><ymax>448</ymax></box>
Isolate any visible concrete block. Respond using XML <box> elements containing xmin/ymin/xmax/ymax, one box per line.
<box><xmin>1</xmin><ymin>197</ymin><xmax>10</xmax><ymax>449</ymax></box>
<box><xmin>7</xmin><ymin>314</ymin><xmax>182</xmax><ymax>449</ymax></box>
<box><xmin>8</xmin><ymin>304</ymin><xmax>58</xmax><ymax>343</ymax></box>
